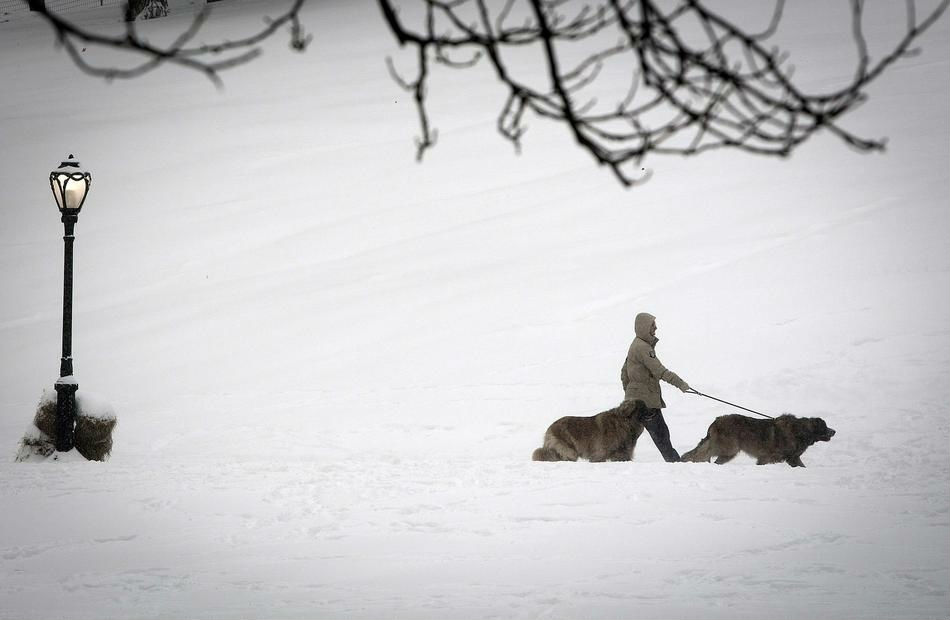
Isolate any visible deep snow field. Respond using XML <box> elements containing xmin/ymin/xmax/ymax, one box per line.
<box><xmin>1</xmin><ymin>1</ymin><xmax>948</xmax><ymax>618</ymax></box>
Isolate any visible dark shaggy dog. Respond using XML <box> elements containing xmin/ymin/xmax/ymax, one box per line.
<box><xmin>532</xmin><ymin>399</ymin><xmax>647</xmax><ymax>462</ymax></box>
<box><xmin>681</xmin><ymin>414</ymin><xmax>835</xmax><ymax>467</ymax></box>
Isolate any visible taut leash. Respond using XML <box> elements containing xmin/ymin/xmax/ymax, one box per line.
<box><xmin>686</xmin><ymin>389</ymin><xmax>775</xmax><ymax>420</ymax></box>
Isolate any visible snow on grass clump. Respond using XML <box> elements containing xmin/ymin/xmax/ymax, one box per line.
<box><xmin>13</xmin><ymin>388</ymin><xmax>117</xmax><ymax>462</ymax></box>
<box><xmin>12</xmin><ymin>422</ymin><xmax>54</xmax><ymax>462</ymax></box>
<box><xmin>76</xmin><ymin>390</ymin><xmax>117</xmax><ymax>422</ymax></box>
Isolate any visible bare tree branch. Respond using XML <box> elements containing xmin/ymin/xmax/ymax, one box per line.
<box><xmin>377</xmin><ymin>0</ymin><xmax>950</xmax><ymax>186</ymax></box>
<box><xmin>24</xmin><ymin>0</ymin><xmax>312</xmax><ymax>86</ymax></box>
<box><xmin>21</xmin><ymin>0</ymin><xmax>949</xmax><ymax>186</ymax></box>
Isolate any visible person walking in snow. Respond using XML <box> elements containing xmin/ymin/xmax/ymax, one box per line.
<box><xmin>621</xmin><ymin>312</ymin><xmax>691</xmax><ymax>463</ymax></box>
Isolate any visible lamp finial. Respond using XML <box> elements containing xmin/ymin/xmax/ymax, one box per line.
<box><xmin>59</xmin><ymin>155</ymin><xmax>80</xmax><ymax>169</ymax></box>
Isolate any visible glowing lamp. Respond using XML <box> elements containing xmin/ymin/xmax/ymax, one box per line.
<box><xmin>50</xmin><ymin>154</ymin><xmax>92</xmax><ymax>214</ymax></box>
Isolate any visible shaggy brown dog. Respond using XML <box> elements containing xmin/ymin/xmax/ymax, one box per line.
<box><xmin>532</xmin><ymin>399</ymin><xmax>647</xmax><ymax>462</ymax></box>
<box><xmin>681</xmin><ymin>414</ymin><xmax>835</xmax><ymax>467</ymax></box>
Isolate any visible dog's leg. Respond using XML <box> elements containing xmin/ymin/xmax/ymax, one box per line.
<box><xmin>534</xmin><ymin>428</ymin><xmax>579</xmax><ymax>462</ymax></box>
<box><xmin>709</xmin><ymin>432</ymin><xmax>741</xmax><ymax>465</ymax></box>
<box><xmin>555</xmin><ymin>447</ymin><xmax>579</xmax><ymax>461</ymax></box>
<box><xmin>547</xmin><ymin>437</ymin><xmax>579</xmax><ymax>462</ymax></box>
<box><xmin>786</xmin><ymin>455</ymin><xmax>806</xmax><ymax>467</ymax></box>
<box><xmin>607</xmin><ymin>447</ymin><xmax>632</xmax><ymax>461</ymax></box>
<box><xmin>714</xmin><ymin>452</ymin><xmax>738</xmax><ymax>465</ymax></box>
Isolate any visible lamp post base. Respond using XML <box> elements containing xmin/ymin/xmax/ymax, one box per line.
<box><xmin>54</xmin><ymin>377</ymin><xmax>79</xmax><ymax>452</ymax></box>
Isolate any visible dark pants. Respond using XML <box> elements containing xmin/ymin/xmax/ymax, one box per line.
<box><xmin>639</xmin><ymin>408</ymin><xmax>681</xmax><ymax>463</ymax></box>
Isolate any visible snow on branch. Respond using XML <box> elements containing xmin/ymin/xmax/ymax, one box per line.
<box><xmin>378</xmin><ymin>0</ymin><xmax>950</xmax><ymax>186</ymax></box>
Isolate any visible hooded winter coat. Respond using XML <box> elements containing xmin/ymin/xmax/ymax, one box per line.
<box><xmin>621</xmin><ymin>312</ymin><xmax>689</xmax><ymax>408</ymax></box>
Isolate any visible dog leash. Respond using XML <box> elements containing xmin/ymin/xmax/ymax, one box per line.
<box><xmin>686</xmin><ymin>388</ymin><xmax>775</xmax><ymax>419</ymax></box>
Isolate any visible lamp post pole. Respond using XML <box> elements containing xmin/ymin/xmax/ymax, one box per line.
<box><xmin>50</xmin><ymin>155</ymin><xmax>91</xmax><ymax>452</ymax></box>
<box><xmin>60</xmin><ymin>211</ymin><xmax>77</xmax><ymax>379</ymax></box>
<box><xmin>54</xmin><ymin>210</ymin><xmax>79</xmax><ymax>451</ymax></box>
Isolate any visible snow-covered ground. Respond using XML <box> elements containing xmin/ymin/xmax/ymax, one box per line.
<box><xmin>1</xmin><ymin>1</ymin><xmax>948</xmax><ymax>618</ymax></box>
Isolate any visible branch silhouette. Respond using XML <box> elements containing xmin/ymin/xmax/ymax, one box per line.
<box><xmin>379</xmin><ymin>0</ymin><xmax>949</xmax><ymax>185</ymax></box>
<box><xmin>24</xmin><ymin>0</ymin><xmax>311</xmax><ymax>87</ymax></box>
<box><xmin>23</xmin><ymin>0</ymin><xmax>949</xmax><ymax>184</ymax></box>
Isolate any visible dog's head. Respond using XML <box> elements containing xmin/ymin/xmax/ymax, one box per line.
<box><xmin>808</xmin><ymin>417</ymin><xmax>836</xmax><ymax>442</ymax></box>
<box><xmin>620</xmin><ymin>399</ymin><xmax>649</xmax><ymax>419</ymax></box>
<box><xmin>781</xmin><ymin>415</ymin><xmax>836</xmax><ymax>446</ymax></box>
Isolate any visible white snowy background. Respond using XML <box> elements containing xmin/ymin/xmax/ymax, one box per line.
<box><xmin>0</xmin><ymin>1</ymin><xmax>948</xmax><ymax>618</ymax></box>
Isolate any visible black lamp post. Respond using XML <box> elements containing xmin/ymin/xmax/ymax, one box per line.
<box><xmin>49</xmin><ymin>155</ymin><xmax>91</xmax><ymax>452</ymax></box>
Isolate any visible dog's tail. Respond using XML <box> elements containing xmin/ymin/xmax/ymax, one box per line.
<box><xmin>532</xmin><ymin>447</ymin><xmax>561</xmax><ymax>461</ymax></box>
<box><xmin>680</xmin><ymin>434</ymin><xmax>711</xmax><ymax>463</ymax></box>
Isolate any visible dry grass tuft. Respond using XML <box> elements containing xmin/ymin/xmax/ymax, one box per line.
<box><xmin>17</xmin><ymin>390</ymin><xmax>117</xmax><ymax>462</ymax></box>
<box><xmin>74</xmin><ymin>415</ymin><xmax>117</xmax><ymax>461</ymax></box>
